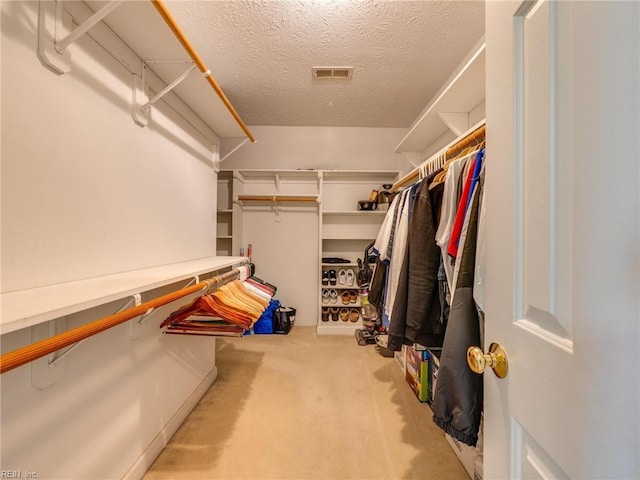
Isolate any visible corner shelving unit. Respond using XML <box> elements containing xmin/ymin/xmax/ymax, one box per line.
<box><xmin>318</xmin><ymin>170</ymin><xmax>399</xmax><ymax>335</ymax></box>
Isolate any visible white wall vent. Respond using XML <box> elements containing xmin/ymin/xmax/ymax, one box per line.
<box><xmin>312</xmin><ymin>66</ymin><xmax>353</xmax><ymax>80</ymax></box>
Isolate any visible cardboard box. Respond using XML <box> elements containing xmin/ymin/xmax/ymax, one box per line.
<box><xmin>446</xmin><ymin>434</ymin><xmax>482</xmax><ymax>480</ymax></box>
<box><xmin>405</xmin><ymin>345</ymin><xmax>430</xmax><ymax>402</ymax></box>
<box><xmin>427</xmin><ymin>348</ymin><xmax>441</xmax><ymax>406</ymax></box>
<box><xmin>394</xmin><ymin>344</ymin><xmax>407</xmax><ymax>373</ymax></box>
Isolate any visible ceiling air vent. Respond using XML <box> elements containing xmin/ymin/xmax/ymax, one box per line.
<box><xmin>312</xmin><ymin>66</ymin><xmax>353</xmax><ymax>80</ymax></box>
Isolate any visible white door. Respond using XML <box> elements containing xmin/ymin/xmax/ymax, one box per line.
<box><xmin>483</xmin><ymin>1</ymin><xmax>639</xmax><ymax>479</ymax></box>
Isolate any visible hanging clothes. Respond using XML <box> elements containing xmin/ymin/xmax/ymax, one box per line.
<box><xmin>373</xmin><ymin>188</ymin><xmax>412</xmax><ymax>328</ymax></box>
<box><xmin>435</xmin><ymin>152</ymin><xmax>474</xmax><ymax>288</ymax></box>
<box><xmin>432</xmin><ymin>170</ymin><xmax>484</xmax><ymax>447</ymax></box>
<box><xmin>388</xmin><ymin>170</ymin><xmax>446</xmax><ymax>351</ymax></box>
<box><xmin>447</xmin><ymin>151</ymin><xmax>480</xmax><ymax>259</ymax></box>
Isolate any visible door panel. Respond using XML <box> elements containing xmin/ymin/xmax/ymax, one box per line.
<box><xmin>485</xmin><ymin>1</ymin><xmax>639</xmax><ymax>478</ymax></box>
<box><xmin>518</xmin><ymin>0</ymin><xmax>573</xmax><ymax>344</ymax></box>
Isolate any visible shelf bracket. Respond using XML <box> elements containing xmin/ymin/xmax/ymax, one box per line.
<box><xmin>272</xmin><ymin>197</ymin><xmax>282</xmax><ymax>223</ymax></box>
<box><xmin>132</xmin><ymin>61</ymin><xmax>197</xmax><ymax>127</ymax></box>
<box><xmin>31</xmin><ymin>317</ymin><xmax>67</xmax><ymax>389</ymax></box>
<box><xmin>220</xmin><ymin>138</ymin><xmax>251</xmax><ymax>163</ymax></box>
<box><xmin>57</xmin><ymin>0</ymin><xmax>124</xmax><ymax>53</ymax></box>
<box><xmin>37</xmin><ymin>0</ymin><xmax>123</xmax><ymax>75</ymax></box>
<box><xmin>134</xmin><ymin>276</ymin><xmax>203</xmax><ymax>332</ymax></box>
<box><xmin>399</xmin><ymin>151</ymin><xmax>422</xmax><ymax>169</ymax></box>
<box><xmin>438</xmin><ymin>112</ymin><xmax>470</xmax><ymax>137</ymax></box>
<box><xmin>37</xmin><ymin>1</ymin><xmax>72</xmax><ymax>74</ymax></box>
<box><xmin>127</xmin><ymin>293</ymin><xmax>144</xmax><ymax>339</ymax></box>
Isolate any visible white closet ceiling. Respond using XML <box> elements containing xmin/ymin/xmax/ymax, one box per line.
<box><xmin>164</xmin><ymin>0</ymin><xmax>485</xmax><ymax>128</ymax></box>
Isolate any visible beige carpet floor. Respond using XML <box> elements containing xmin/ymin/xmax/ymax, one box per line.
<box><xmin>143</xmin><ymin>326</ymin><xmax>469</xmax><ymax>480</ymax></box>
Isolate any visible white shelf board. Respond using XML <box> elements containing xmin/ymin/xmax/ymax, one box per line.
<box><xmin>77</xmin><ymin>1</ymin><xmax>248</xmax><ymax>139</ymax></box>
<box><xmin>235</xmin><ymin>169</ymin><xmax>320</xmax><ymax>181</ymax></box>
<box><xmin>217</xmin><ymin>236</ymin><xmax>233</xmax><ymax>240</ymax></box>
<box><xmin>395</xmin><ymin>42</ymin><xmax>485</xmax><ymax>154</ymax></box>
<box><xmin>217</xmin><ymin>209</ymin><xmax>233</xmax><ymax>214</ymax></box>
<box><xmin>323</xmin><ymin>210</ymin><xmax>387</xmax><ymax>216</ymax></box>
<box><xmin>322</xmin><ymin>235</ymin><xmax>377</xmax><ymax>241</ymax></box>
<box><xmin>322</xmin><ymin>170</ymin><xmax>399</xmax><ymax>183</ymax></box>
<box><xmin>0</xmin><ymin>256</ymin><xmax>246</xmax><ymax>335</ymax></box>
<box><xmin>316</xmin><ymin>322</ymin><xmax>362</xmax><ymax>335</ymax></box>
<box><xmin>321</xmin><ymin>263</ymin><xmax>358</xmax><ymax>267</ymax></box>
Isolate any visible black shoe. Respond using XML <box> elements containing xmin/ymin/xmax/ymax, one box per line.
<box><xmin>322</xmin><ymin>270</ymin><xmax>329</xmax><ymax>286</ymax></box>
<box><xmin>329</xmin><ymin>270</ymin><xmax>337</xmax><ymax>286</ymax></box>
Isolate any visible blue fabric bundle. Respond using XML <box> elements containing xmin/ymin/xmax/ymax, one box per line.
<box><xmin>253</xmin><ymin>299</ymin><xmax>280</xmax><ymax>334</ymax></box>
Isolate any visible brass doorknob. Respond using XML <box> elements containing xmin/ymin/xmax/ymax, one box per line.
<box><xmin>467</xmin><ymin>342</ymin><xmax>509</xmax><ymax>378</ymax></box>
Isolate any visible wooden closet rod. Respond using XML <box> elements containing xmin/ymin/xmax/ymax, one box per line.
<box><xmin>150</xmin><ymin>0</ymin><xmax>256</xmax><ymax>143</ymax></box>
<box><xmin>446</xmin><ymin>124</ymin><xmax>485</xmax><ymax>158</ymax></box>
<box><xmin>391</xmin><ymin>122</ymin><xmax>486</xmax><ymax>192</ymax></box>
<box><xmin>0</xmin><ymin>268</ymin><xmax>240</xmax><ymax>375</ymax></box>
<box><xmin>237</xmin><ymin>195</ymin><xmax>318</xmax><ymax>203</ymax></box>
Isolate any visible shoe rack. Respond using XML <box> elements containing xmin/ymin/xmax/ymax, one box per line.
<box><xmin>320</xmin><ymin>266</ymin><xmax>362</xmax><ymax>325</ymax></box>
<box><xmin>317</xmin><ymin>170</ymin><xmax>399</xmax><ymax>335</ymax></box>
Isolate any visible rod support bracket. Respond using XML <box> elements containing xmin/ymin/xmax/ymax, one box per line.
<box><xmin>128</xmin><ymin>293</ymin><xmax>144</xmax><ymax>339</ymax></box>
<box><xmin>31</xmin><ymin>318</ymin><xmax>67</xmax><ymax>389</ymax></box>
<box><xmin>37</xmin><ymin>1</ymin><xmax>72</xmax><ymax>75</ymax></box>
<box><xmin>132</xmin><ymin>74</ymin><xmax>150</xmax><ymax>127</ymax></box>
<box><xmin>132</xmin><ymin>61</ymin><xmax>196</xmax><ymax>127</ymax></box>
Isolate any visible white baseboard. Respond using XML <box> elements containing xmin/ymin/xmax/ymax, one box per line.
<box><xmin>122</xmin><ymin>366</ymin><xmax>219</xmax><ymax>480</ymax></box>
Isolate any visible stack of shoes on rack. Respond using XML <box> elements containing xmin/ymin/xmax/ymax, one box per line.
<box><xmin>322</xmin><ymin>288</ymin><xmax>338</xmax><ymax>304</ymax></box>
<box><xmin>338</xmin><ymin>290</ymin><xmax>358</xmax><ymax>304</ymax></box>
<box><xmin>321</xmin><ymin>307</ymin><xmax>339</xmax><ymax>321</ymax></box>
<box><xmin>337</xmin><ymin>307</ymin><xmax>361</xmax><ymax>322</ymax></box>
<box><xmin>336</xmin><ymin>268</ymin><xmax>356</xmax><ymax>287</ymax></box>
<box><xmin>322</xmin><ymin>266</ymin><xmax>361</xmax><ymax>322</ymax></box>
<box><xmin>322</xmin><ymin>307</ymin><xmax>344</xmax><ymax>322</ymax></box>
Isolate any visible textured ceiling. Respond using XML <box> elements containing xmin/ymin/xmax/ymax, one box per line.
<box><xmin>166</xmin><ymin>0</ymin><xmax>485</xmax><ymax>128</ymax></box>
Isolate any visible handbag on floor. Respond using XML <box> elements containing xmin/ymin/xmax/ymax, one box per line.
<box><xmin>273</xmin><ymin>307</ymin><xmax>296</xmax><ymax>334</ymax></box>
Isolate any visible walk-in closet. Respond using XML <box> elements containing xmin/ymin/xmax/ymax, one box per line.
<box><xmin>1</xmin><ymin>1</ymin><xmax>638</xmax><ymax>479</ymax></box>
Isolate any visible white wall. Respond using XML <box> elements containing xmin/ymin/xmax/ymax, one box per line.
<box><xmin>1</xmin><ymin>2</ymin><xmax>219</xmax><ymax>293</ymax></box>
<box><xmin>1</xmin><ymin>2</ymin><xmax>222</xmax><ymax>478</ymax></box>
<box><xmin>221</xmin><ymin>125</ymin><xmax>410</xmax><ymax>172</ymax></box>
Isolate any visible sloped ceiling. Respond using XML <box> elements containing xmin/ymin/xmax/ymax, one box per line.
<box><xmin>166</xmin><ymin>0</ymin><xmax>485</xmax><ymax>128</ymax></box>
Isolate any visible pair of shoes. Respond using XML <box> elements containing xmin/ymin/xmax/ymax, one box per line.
<box><xmin>337</xmin><ymin>269</ymin><xmax>356</xmax><ymax>286</ymax></box>
<box><xmin>340</xmin><ymin>290</ymin><xmax>358</xmax><ymax>304</ymax></box>
<box><xmin>322</xmin><ymin>289</ymin><xmax>330</xmax><ymax>303</ymax></box>
<box><xmin>346</xmin><ymin>269</ymin><xmax>355</xmax><ymax>286</ymax></box>
<box><xmin>323</xmin><ymin>289</ymin><xmax>338</xmax><ymax>304</ymax></box>
<box><xmin>341</xmin><ymin>291</ymin><xmax>351</xmax><ymax>305</ymax></box>
<box><xmin>349</xmin><ymin>290</ymin><xmax>358</xmax><ymax>304</ymax></box>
